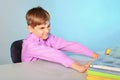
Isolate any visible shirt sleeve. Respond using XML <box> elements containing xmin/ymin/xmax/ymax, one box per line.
<box><xmin>49</xmin><ymin>35</ymin><xmax>94</xmax><ymax>57</ymax></box>
<box><xmin>22</xmin><ymin>40</ymin><xmax>74</xmax><ymax>67</ymax></box>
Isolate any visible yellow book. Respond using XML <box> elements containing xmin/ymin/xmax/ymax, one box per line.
<box><xmin>87</xmin><ymin>70</ymin><xmax>120</xmax><ymax>80</ymax></box>
<box><xmin>87</xmin><ymin>74</ymin><xmax>115</xmax><ymax>80</ymax></box>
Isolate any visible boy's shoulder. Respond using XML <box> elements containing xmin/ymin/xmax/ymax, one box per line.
<box><xmin>23</xmin><ymin>34</ymin><xmax>39</xmax><ymax>43</ymax></box>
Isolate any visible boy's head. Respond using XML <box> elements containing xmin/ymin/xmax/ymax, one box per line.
<box><xmin>26</xmin><ymin>6</ymin><xmax>50</xmax><ymax>28</ymax></box>
<box><xmin>26</xmin><ymin>6</ymin><xmax>50</xmax><ymax>40</ymax></box>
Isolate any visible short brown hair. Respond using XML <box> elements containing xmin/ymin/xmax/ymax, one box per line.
<box><xmin>26</xmin><ymin>6</ymin><xmax>50</xmax><ymax>28</ymax></box>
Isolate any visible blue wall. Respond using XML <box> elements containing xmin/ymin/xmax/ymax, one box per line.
<box><xmin>0</xmin><ymin>0</ymin><xmax>120</xmax><ymax>64</ymax></box>
<box><xmin>51</xmin><ymin>0</ymin><xmax>120</xmax><ymax>52</ymax></box>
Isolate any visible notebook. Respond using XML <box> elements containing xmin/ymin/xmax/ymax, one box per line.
<box><xmin>87</xmin><ymin>54</ymin><xmax>120</xmax><ymax>80</ymax></box>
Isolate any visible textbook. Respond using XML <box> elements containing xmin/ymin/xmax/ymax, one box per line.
<box><xmin>87</xmin><ymin>54</ymin><xmax>120</xmax><ymax>80</ymax></box>
<box><xmin>87</xmin><ymin>61</ymin><xmax>120</xmax><ymax>80</ymax></box>
<box><xmin>87</xmin><ymin>70</ymin><xmax>120</xmax><ymax>80</ymax></box>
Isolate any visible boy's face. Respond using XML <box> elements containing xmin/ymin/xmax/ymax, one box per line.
<box><xmin>28</xmin><ymin>21</ymin><xmax>50</xmax><ymax>40</ymax></box>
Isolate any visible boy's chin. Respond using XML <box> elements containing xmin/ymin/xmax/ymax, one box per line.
<box><xmin>42</xmin><ymin>36</ymin><xmax>48</xmax><ymax>40</ymax></box>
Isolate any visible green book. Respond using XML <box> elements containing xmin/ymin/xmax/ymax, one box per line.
<box><xmin>87</xmin><ymin>69</ymin><xmax>120</xmax><ymax>80</ymax></box>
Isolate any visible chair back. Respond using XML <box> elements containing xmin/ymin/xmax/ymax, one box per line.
<box><xmin>10</xmin><ymin>40</ymin><xmax>23</xmax><ymax>63</ymax></box>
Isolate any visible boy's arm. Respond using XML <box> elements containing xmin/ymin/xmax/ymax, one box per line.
<box><xmin>50</xmin><ymin>35</ymin><xmax>95</xmax><ymax>57</ymax></box>
<box><xmin>22</xmin><ymin>42</ymin><xmax>74</xmax><ymax>67</ymax></box>
<box><xmin>70</xmin><ymin>52</ymin><xmax>99</xmax><ymax>73</ymax></box>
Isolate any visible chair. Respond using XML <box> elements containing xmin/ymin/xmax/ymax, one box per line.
<box><xmin>10</xmin><ymin>40</ymin><xmax>23</xmax><ymax>63</ymax></box>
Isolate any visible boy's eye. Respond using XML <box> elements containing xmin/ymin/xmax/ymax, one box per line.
<box><xmin>48</xmin><ymin>24</ymin><xmax>50</xmax><ymax>28</ymax></box>
<box><xmin>40</xmin><ymin>27</ymin><xmax>45</xmax><ymax>29</ymax></box>
<box><xmin>47</xmin><ymin>24</ymin><xmax>50</xmax><ymax>29</ymax></box>
<box><xmin>39</xmin><ymin>24</ymin><xmax>50</xmax><ymax>30</ymax></box>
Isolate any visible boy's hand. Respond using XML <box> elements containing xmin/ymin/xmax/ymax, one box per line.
<box><xmin>91</xmin><ymin>52</ymin><xmax>99</xmax><ymax>60</ymax></box>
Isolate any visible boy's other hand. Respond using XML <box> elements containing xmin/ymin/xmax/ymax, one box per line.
<box><xmin>91</xmin><ymin>52</ymin><xmax>99</xmax><ymax>60</ymax></box>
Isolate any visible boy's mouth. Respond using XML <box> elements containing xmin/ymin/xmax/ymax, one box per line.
<box><xmin>42</xmin><ymin>34</ymin><xmax>48</xmax><ymax>40</ymax></box>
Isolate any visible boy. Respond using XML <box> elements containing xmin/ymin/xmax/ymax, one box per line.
<box><xmin>22</xmin><ymin>6</ymin><xmax>99</xmax><ymax>73</ymax></box>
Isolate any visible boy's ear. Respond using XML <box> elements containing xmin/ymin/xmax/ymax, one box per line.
<box><xmin>28</xmin><ymin>26</ymin><xmax>33</xmax><ymax>33</ymax></box>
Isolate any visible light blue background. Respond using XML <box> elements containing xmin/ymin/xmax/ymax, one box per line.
<box><xmin>0</xmin><ymin>0</ymin><xmax>120</xmax><ymax>64</ymax></box>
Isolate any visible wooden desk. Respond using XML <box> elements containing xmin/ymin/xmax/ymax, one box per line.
<box><xmin>0</xmin><ymin>60</ymin><xmax>87</xmax><ymax>80</ymax></box>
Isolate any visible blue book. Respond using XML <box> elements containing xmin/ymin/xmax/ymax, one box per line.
<box><xmin>89</xmin><ymin>55</ymin><xmax>120</xmax><ymax>75</ymax></box>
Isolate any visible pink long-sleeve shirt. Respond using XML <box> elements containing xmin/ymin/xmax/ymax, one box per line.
<box><xmin>22</xmin><ymin>33</ymin><xmax>93</xmax><ymax>67</ymax></box>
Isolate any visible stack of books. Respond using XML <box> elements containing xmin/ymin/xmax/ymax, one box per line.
<box><xmin>86</xmin><ymin>56</ymin><xmax>120</xmax><ymax>80</ymax></box>
<box><xmin>87</xmin><ymin>68</ymin><xmax>120</xmax><ymax>80</ymax></box>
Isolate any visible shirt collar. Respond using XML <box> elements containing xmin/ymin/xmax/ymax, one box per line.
<box><xmin>29</xmin><ymin>33</ymin><xmax>50</xmax><ymax>44</ymax></box>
